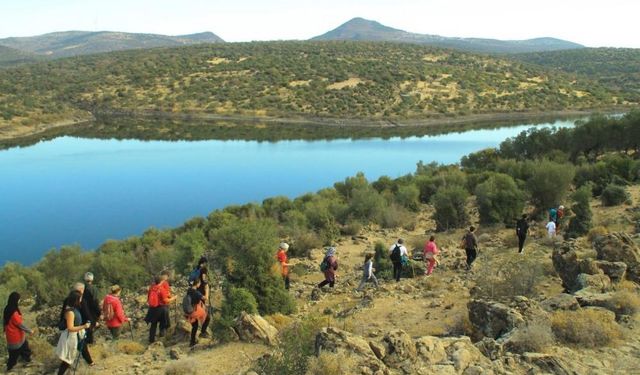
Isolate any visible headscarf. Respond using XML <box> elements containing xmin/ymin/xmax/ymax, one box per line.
<box><xmin>325</xmin><ymin>247</ymin><xmax>336</xmax><ymax>258</ymax></box>
<box><xmin>3</xmin><ymin>292</ymin><xmax>20</xmax><ymax>329</ymax></box>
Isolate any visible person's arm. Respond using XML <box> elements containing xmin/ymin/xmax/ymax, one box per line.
<box><xmin>12</xmin><ymin>313</ymin><xmax>32</xmax><ymax>334</ymax></box>
<box><xmin>66</xmin><ymin>310</ymin><xmax>90</xmax><ymax>332</ymax></box>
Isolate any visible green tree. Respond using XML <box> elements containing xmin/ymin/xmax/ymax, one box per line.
<box><xmin>566</xmin><ymin>185</ymin><xmax>593</xmax><ymax>239</ymax></box>
<box><xmin>173</xmin><ymin>228</ymin><xmax>208</xmax><ymax>275</ymax></box>
<box><xmin>475</xmin><ymin>173</ymin><xmax>525</xmax><ymax>224</ymax></box>
<box><xmin>526</xmin><ymin>160</ymin><xmax>575</xmax><ymax>214</ymax></box>
<box><xmin>431</xmin><ymin>186</ymin><xmax>469</xmax><ymax>231</ymax></box>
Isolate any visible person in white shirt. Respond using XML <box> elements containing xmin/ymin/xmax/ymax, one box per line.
<box><xmin>546</xmin><ymin>220</ymin><xmax>556</xmax><ymax>238</ymax></box>
<box><xmin>389</xmin><ymin>238</ymin><xmax>408</xmax><ymax>282</ymax></box>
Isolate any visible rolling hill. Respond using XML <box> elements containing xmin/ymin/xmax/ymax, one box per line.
<box><xmin>0</xmin><ymin>45</ymin><xmax>39</xmax><ymax>67</ymax></box>
<box><xmin>0</xmin><ymin>41</ymin><xmax>628</xmax><ymax>139</ymax></box>
<box><xmin>312</xmin><ymin>18</ymin><xmax>584</xmax><ymax>54</ymax></box>
<box><xmin>513</xmin><ymin>48</ymin><xmax>640</xmax><ymax>101</ymax></box>
<box><xmin>0</xmin><ymin>30</ymin><xmax>224</xmax><ymax>58</ymax></box>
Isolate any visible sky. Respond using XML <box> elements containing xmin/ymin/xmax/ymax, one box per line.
<box><xmin>0</xmin><ymin>0</ymin><xmax>638</xmax><ymax>48</ymax></box>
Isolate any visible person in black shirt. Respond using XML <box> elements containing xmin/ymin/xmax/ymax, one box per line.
<box><xmin>186</xmin><ymin>279</ymin><xmax>210</xmax><ymax>347</ymax></box>
<box><xmin>516</xmin><ymin>214</ymin><xmax>530</xmax><ymax>254</ymax></box>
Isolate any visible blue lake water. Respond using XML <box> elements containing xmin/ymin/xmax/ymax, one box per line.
<box><xmin>0</xmin><ymin>119</ymin><xmax>576</xmax><ymax>264</ymax></box>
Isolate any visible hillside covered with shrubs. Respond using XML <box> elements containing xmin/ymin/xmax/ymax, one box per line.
<box><xmin>0</xmin><ymin>41</ymin><xmax>631</xmax><ymax>134</ymax></box>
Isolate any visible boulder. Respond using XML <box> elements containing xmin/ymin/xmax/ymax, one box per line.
<box><xmin>474</xmin><ymin>337</ymin><xmax>503</xmax><ymax>361</ymax></box>
<box><xmin>468</xmin><ymin>300</ymin><xmax>524</xmax><ymax>339</ymax></box>
<box><xmin>382</xmin><ymin>329</ymin><xmax>417</xmax><ymax>367</ymax></box>
<box><xmin>552</xmin><ymin>242</ymin><xmax>582</xmax><ymax>292</ymax></box>
<box><xmin>594</xmin><ymin>232</ymin><xmax>640</xmax><ymax>282</ymax></box>
<box><xmin>594</xmin><ymin>261</ymin><xmax>627</xmax><ymax>282</ymax></box>
<box><xmin>414</xmin><ymin>336</ymin><xmax>447</xmax><ymax>365</ymax></box>
<box><xmin>521</xmin><ymin>353</ymin><xmax>576</xmax><ymax>375</ymax></box>
<box><xmin>573</xmin><ymin>290</ymin><xmax>629</xmax><ymax>319</ymax></box>
<box><xmin>540</xmin><ymin>294</ymin><xmax>579</xmax><ymax>312</ymax></box>
<box><xmin>575</xmin><ymin>273</ymin><xmax>611</xmax><ymax>292</ymax></box>
<box><xmin>443</xmin><ymin>337</ymin><xmax>493</xmax><ymax>373</ymax></box>
<box><xmin>314</xmin><ymin>327</ymin><xmax>387</xmax><ymax>373</ymax></box>
<box><xmin>235</xmin><ymin>312</ymin><xmax>279</xmax><ymax>346</ymax></box>
<box><xmin>369</xmin><ymin>340</ymin><xmax>386</xmax><ymax>360</ymax></box>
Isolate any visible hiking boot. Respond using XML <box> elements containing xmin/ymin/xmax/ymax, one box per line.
<box><xmin>159</xmin><ymin>329</ymin><xmax>166</xmax><ymax>338</ymax></box>
<box><xmin>199</xmin><ymin>332</ymin><xmax>210</xmax><ymax>339</ymax></box>
<box><xmin>189</xmin><ymin>340</ymin><xmax>198</xmax><ymax>347</ymax></box>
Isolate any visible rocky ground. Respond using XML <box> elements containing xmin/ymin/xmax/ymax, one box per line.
<box><xmin>5</xmin><ymin>186</ymin><xmax>640</xmax><ymax>374</ymax></box>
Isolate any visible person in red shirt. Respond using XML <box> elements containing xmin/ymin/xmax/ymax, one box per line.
<box><xmin>102</xmin><ymin>285</ymin><xmax>128</xmax><ymax>339</ymax></box>
<box><xmin>423</xmin><ymin>236</ymin><xmax>440</xmax><ymax>276</ymax></box>
<box><xmin>158</xmin><ymin>270</ymin><xmax>176</xmax><ymax>338</ymax></box>
<box><xmin>145</xmin><ymin>275</ymin><xmax>174</xmax><ymax>343</ymax></box>
<box><xmin>3</xmin><ymin>292</ymin><xmax>32</xmax><ymax>372</ymax></box>
<box><xmin>277</xmin><ymin>242</ymin><xmax>291</xmax><ymax>290</ymax></box>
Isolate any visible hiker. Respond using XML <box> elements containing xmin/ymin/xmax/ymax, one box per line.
<box><xmin>423</xmin><ymin>236</ymin><xmax>440</xmax><ymax>276</ymax></box>
<box><xmin>317</xmin><ymin>247</ymin><xmax>338</xmax><ymax>288</ymax></box>
<box><xmin>549</xmin><ymin>207</ymin><xmax>558</xmax><ymax>226</ymax></box>
<box><xmin>55</xmin><ymin>290</ymin><xmax>94</xmax><ymax>374</ymax></box>
<box><xmin>184</xmin><ymin>278</ymin><xmax>210</xmax><ymax>347</ymax></box>
<box><xmin>145</xmin><ymin>275</ymin><xmax>172</xmax><ymax>343</ymax></box>
<box><xmin>462</xmin><ymin>226</ymin><xmax>478</xmax><ymax>270</ymax></box>
<box><xmin>356</xmin><ymin>253</ymin><xmax>379</xmax><ymax>291</ymax></box>
<box><xmin>515</xmin><ymin>214</ymin><xmax>529</xmax><ymax>253</ymax></box>
<box><xmin>102</xmin><ymin>285</ymin><xmax>128</xmax><ymax>339</ymax></box>
<box><xmin>389</xmin><ymin>239</ymin><xmax>408</xmax><ymax>282</ymax></box>
<box><xmin>188</xmin><ymin>257</ymin><xmax>208</xmax><ymax>285</ymax></box>
<box><xmin>81</xmin><ymin>272</ymin><xmax>101</xmax><ymax>344</ymax></box>
<box><xmin>546</xmin><ymin>219</ymin><xmax>556</xmax><ymax>238</ymax></box>
<box><xmin>277</xmin><ymin>242</ymin><xmax>291</xmax><ymax>290</ymax></box>
<box><xmin>158</xmin><ymin>270</ymin><xmax>175</xmax><ymax>338</ymax></box>
<box><xmin>556</xmin><ymin>205</ymin><xmax>565</xmax><ymax>233</ymax></box>
<box><xmin>3</xmin><ymin>292</ymin><xmax>32</xmax><ymax>372</ymax></box>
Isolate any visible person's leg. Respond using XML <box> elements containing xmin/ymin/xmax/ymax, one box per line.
<box><xmin>465</xmin><ymin>248</ymin><xmax>473</xmax><ymax>268</ymax></box>
<box><xmin>469</xmin><ymin>248</ymin><xmax>477</xmax><ymax>266</ymax></box>
<box><xmin>394</xmin><ymin>262</ymin><xmax>402</xmax><ymax>281</ymax></box>
<box><xmin>371</xmin><ymin>274</ymin><xmax>379</xmax><ymax>287</ymax></box>
<box><xmin>7</xmin><ymin>347</ymin><xmax>19</xmax><ymax>371</ymax></box>
<box><xmin>58</xmin><ymin>361</ymin><xmax>70</xmax><ymax>375</ymax></box>
<box><xmin>190</xmin><ymin>321</ymin><xmax>199</xmax><ymax>346</ymax></box>
<box><xmin>284</xmin><ymin>275</ymin><xmax>290</xmax><ymax>290</ymax></box>
<box><xmin>317</xmin><ymin>279</ymin><xmax>330</xmax><ymax>288</ymax></box>
<box><xmin>356</xmin><ymin>277</ymin><xmax>367</xmax><ymax>291</ymax></box>
<box><xmin>81</xmin><ymin>344</ymin><xmax>93</xmax><ymax>365</ymax></box>
<box><xmin>19</xmin><ymin>340</ymin><xmax>32</xmax><ymax>362</ymax></box>
<box><xmin>427</xmin><ymin>258</ymin><xmax>436</xmax><ymax>275</ymax></box>
<box><xmin>329</xmin><ymin>279</ymin><xmax>335</xmax><ymax>288</ymax></box>
<box><xmin>149</xmin><ymin>320</ymin><xmax>158</xmax><ymax>343</ymax></box>
<box><xmin>159</xmin><ymin>306</ymin><xmax>169</xmax><ymax>336</ymax></box>
<box><xmin>518</xmin><ymin>235</ymin><xmax>526</xmax><ymax>253</ymax></box>
<box><xmin>200</xmin><ymin>315</ymin><xmax>211</xmax><ymax>338</ymax></box>
<box><xmin>110</xmin><ymin>327</ymin><xmax>122</xmax><ymax>339</ymax></box>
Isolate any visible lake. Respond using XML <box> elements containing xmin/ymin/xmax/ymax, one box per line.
<box><xmin>0</xmin><ymin>119</ymin><xmax>576</xmax><ymax>264</ymax></box>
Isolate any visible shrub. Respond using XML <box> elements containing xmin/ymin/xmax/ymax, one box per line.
<box><xmin>601</xmin><ymin>184</ymin><xmax>630</xmax><ymax>206</ymax></box>
<box><xmin>347</xmin><ymin>186</ymin><xmax>387</xmax><ymax>223</ymax></box>
<box><xmin>289</xmin><ymin>231</ymin><xmax>322</xmax><ymax>258</ymax></box>
<box><xmin>566</xmin><ymin>185</ymin><xmax>593</xmax><ymax>239</ymax></box>
<box><xmin>221</xmin><ymin>286</ymin><xmax>258</xmax><ymax>319</ymax></box>
<box><xmin>551</xmin><ymin>309</ymin><xmax>622</xmax><ymax>347</ymax></box>
<box><xmin>34</xmin><ymin>246</ymin><xmax>94</xmax><ymax>307</ymax></box>
<box><xmin>340</xmin><ymin>221</ymin><xmax>362</xmax><ymax>236</ymax></box>
<box><xmin>257</xmin><ymin>316</ymin><xmax>324</xmax><ymax>375</ymax></box>
<box><xmin>173</xmin><ymin>228</ymin><xmax>208</xmax><ymax>275</ymax></box>
<box><xmin>380</xmin><ymin>204</ymin><xmax>415</xmax><ymax>230</ymax></box>
<box><xmin>587</xmin><ymin>226</ymin><xmax>609</xmax><ymax>242</ymax></box>
<box><xmin>431</xmin><ymin>186</ymin><xmax>469</xmax><ymax>231</ymax></box>
<box><xmin>373</xmin><ymin>242</ymin><xmax>393</xmax><ymax>280</ymax></box>
<box><xmin>472</xmin><ymin>255</ymin><xmax>544</xmax><ymax>301</ymax></box>
<box><xmin>505</xmin><ymin>319</ymin><xmax>554</xmax><ymax>354</ymax></box>
<box><xmin>526</xmin><ymin>160</ymin><xmax>575</xmax><ymax>213</ymax></box>
<box><xmin>306</xmin><ymin>352</ymin><xmax>355</xmax><ymax>375</ymax></box>
<box><xmin>212</xmin><ymin>219</ymin><xmax>295</xmax><ymax>315</ymax></box>
<box><xmin>29</xmin><ymin>335</ymin><xmax>59</xmax><ymax>374</ymax></box>
<box><xmin>395</xmin><ymin>184</ymin><xmax>420</xmax><ymax>211</ymax></box>
<box><xmin>475</xmin><ymin>173</ymin><xmax>525</xmax><ymax>224</ymax></box>
<box><xmin>605</xmin><ymin>290</ymin><xmax>640</xmax><ymax>317</ymax></box>
<box><xmin>116</xmin><ymin>340</ymin><xmax>146</xmax><ymax>355</ymax></box>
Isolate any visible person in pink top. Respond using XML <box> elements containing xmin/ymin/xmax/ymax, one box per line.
<box><xmin>102</xmin><ymin>285</ymin><xmax>128</xmax><ymax>339</ymax></box>
<box><xmin>423</xmin><ymin>236</ymin><xmax>440</xmax><ymax>276</ymax></box>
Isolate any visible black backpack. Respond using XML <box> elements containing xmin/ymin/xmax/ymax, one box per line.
<box><xmin>390</xmin><ymin>244</ymin><xmax>401</xmax><ymax>262</ymax></box>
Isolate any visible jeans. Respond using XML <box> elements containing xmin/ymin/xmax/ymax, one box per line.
<box><xmin>465</xmin><ymin>248</ymin><xmax>477</xmax><ymax>267</ymax></box>
<box><xmin>318</xmin><ymin>279</ymin><xmax>335</xmax><ymax>288</ymax></box>
<box><xmin>7</xmin><ymin>340</ymin><xmax>31</xmax><ymax>371</ymax></box>
<box><xmin>356</xmin><ymin>274</ymin><xmax>379</xmax><ymax>291</ymax></box>
<box><xmin>393</xmin><ymin>262</ymin><xmax>402</xmax><ymax>281</ymax></box>
<box><xmin>518</xmin><ymin>234</ymin><xmax>527</xmax><ymax>253</ymax></box>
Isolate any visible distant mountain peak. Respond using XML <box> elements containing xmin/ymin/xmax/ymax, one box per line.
<box><xmin>312</xmin><ymin>17</ymin><xmax>584</xmax><ymax>54</ymax></box>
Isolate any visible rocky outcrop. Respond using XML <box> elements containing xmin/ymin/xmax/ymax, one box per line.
<box><xmin>235</xmin><ymin>312</ymin><xmax>279</xmax><ymax>346</ymax></box>
<box><xmin>594</xmin><ymin>260</ymin><xmax>628</xmax><ymax>282</ymax></box>
<box><xmin>467</xmin><ymin>300</ymin><xmax>524</xmax><ymax>339</ymax></box>
<box><xmin>540</xmin><ymin>293</ymin><xmax>579</xmax><ymax>312</ymax></box>
<box><xmin>594</xmin><ymin>232</ymin><xmax>640</xmax><ymax>282</ymax></box>
<box><xmin>315</xmin><ymin>327</ymin><xmax>388</xmax><ymax>374</ymax></box>
<box><xmin>575</xmin><ymin>273</ymin><xmax>611</xmax><ymax>292</ymax></box>
<box><xmin>552</xmin><ymin>242</ymin><xmax>583</xmax><ymax>292</ymax></box>
<box><xmin>381</xmin><ymin>329</ymin><xmax>416</xmax><ymax>367</ymax></box>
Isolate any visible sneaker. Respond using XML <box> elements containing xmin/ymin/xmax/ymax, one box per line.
<box><xmin>199</xmin><ymin>332</ymin><xmax>210</xmax><ymax>339</ymax></box>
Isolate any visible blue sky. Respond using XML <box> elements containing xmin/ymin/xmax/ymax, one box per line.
<box><xmin>1</xmin><ymin>0</ymin><xmax>638</xmax><ymax>47</ymax></box>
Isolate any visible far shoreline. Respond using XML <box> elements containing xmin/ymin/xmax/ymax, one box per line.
<box><xmin>0</xmin><ymin>107</ymin><xmax>631</xmax><ymax>145</ymax></box>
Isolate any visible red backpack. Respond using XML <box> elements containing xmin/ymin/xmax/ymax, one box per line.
<box><xmin>102</xmin><ymin>299</ymin><xmax>115</xmax><ymax>321</ymax></box>
<box><xmin>147</xmin><ymin>285</ymin><xmax>160</xmax><ymax>308</ymax></box>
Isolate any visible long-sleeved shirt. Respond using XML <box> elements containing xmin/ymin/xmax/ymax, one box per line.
<box><xmin>103</xmin><ymin>294</ymin><xmax>127</xmax><ymax>328</ymax></box>
<box><xmin>363</xmin><ymin>259</ymin><xmax>374</xmax><ymax>278</ymax></box>
<box><xmin>424</xmin><ymin>241</ymin><xmax>439</xmax><ymax>256</ymax></box>
<box><xmin>4</xmin><ymin>311</ymin><xmax>31</xmax><ymax>349</ymax></box>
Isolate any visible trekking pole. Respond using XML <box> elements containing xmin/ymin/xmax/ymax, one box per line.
<box><xmin>72</xmin><ymin>337</ymin><xmax>85</xmax><ymax>375</ymax></box>
<box><xmin>128</xmin><ymin>320</ymin><xmax>135</xmax><ymax>341</ymax></box>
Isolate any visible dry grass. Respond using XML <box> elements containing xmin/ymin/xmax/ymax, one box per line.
<box><xmin>606</xmin><ymin>290</ymin><xmax>640</xmax><ymax>317</ymax></box>
<box><xmin>29</xmin><ymin>335</ymin><xmax>59</xmax><ymax>373</ymax></box>
<box><xmin>587</xmin><ymin>226</ymin><xmax>609</xmax><ymax>242</ymax></box>
<box><xmin>326</xmin><ymin>78</ymin><xmax>365</xmax><ymax>90</ymax></box>
<box><xmin>265</xmin><ymin>313</ymin><xmax>294</xmax><ymax>331</ymax></box>
<box><xmin>165</xmin><ymin>359</ymin><xmax>198</xmax><ymax>375</ymax></box>
<box><xmin>305</xmin><ymin>352</ymin><xmax>356</xmax><ymax>375</ymax></box>
<box><xmin>115</xmin><ymin>339</ymin><xmax>146</xmax><ymax>355</ymax></box>
<box><xmin>552</xmin><ymin>309</ymin><xmax>623</xmax><ymax>347</ymax></box>
<box><xmin>506</xmin><ymin>319</ymin><xmax>554</xmax><ymax>354</ymax></box>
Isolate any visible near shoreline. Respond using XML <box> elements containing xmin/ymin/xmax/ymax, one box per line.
<box><xmin>0</xmin><ymin>107</ymin><xmax>630</xmax><ymax>144</ymax></box>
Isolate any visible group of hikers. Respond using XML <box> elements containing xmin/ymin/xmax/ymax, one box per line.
<box><xmin>4</xmin><ymin>209</ymin><xmax>563</xmax><ymax>373</ymax></box>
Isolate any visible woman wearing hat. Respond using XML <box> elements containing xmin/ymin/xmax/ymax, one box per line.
<box><xmin>317</xmin><ymin>247</ymin><xmax>339</xmax><ymax>289</ymax></box>
<box><xmin>277</xmin><ymin>242</ymin><xmax>291</xmax><ymax>290</ymax></box>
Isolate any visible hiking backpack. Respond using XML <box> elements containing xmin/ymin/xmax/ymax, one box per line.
<box><xmin>182</xmin><ymin>293</ymin><xmax>194</xmax><ymax>315</ymax></box>
<box><xmin>188</xmin><ymin>267</ymin><xmax>201</xmax><ymax>283</ymax></box>
<box><xmin>319</xmin><ymin>257</ymin><xmax>329</xmax><ymax>272</ymax></box>
<box><xmin>102</xmin><ymin>300</ymin><xmax>115</xmax><ymax>321</ymax></box>
<box><xmin>147</xmin><ymin>286</ymin><xmax>160</xmax><ymax>308</ymax></box>
<box><xmin>390</xmin><ymin>244</ymin><xmax>401</xmax><ymax>263</ymax></box>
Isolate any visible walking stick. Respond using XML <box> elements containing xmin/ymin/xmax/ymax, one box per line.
<box><xmin>128</xmin><ymin>320</ymin><xmax>135</xmax><ymax>341</ymax></box>
<box><xmin>72</xmin><ymin>336</ymin><xmax>85</xmax><ymax>375</ymax></box>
